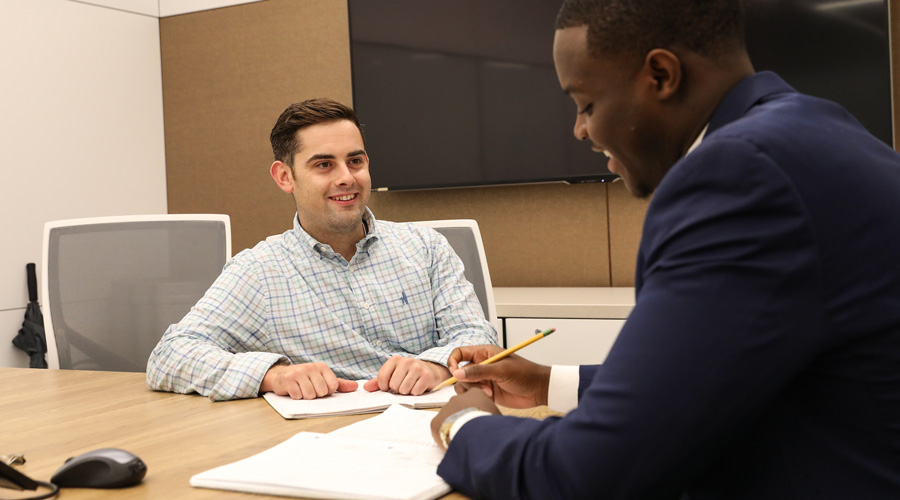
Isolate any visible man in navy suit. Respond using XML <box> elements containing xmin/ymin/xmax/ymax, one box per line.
<box><xmin>430</xmin><ymin>0</ymin><xmax>900</xmax><ymax>498</ymax></box>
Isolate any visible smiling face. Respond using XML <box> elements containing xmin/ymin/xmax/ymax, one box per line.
<box><xmin>271</xmin><ymin>119</ymin><xmax>371</xmax><ymax>245</ymax></box>
<box><xmin>553</xmin><ymin>25</ymin><xmax>671</xmax><ymax>198</ymax></box>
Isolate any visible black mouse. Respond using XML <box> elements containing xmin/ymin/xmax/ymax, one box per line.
<box><xmin>51</xmin><ymin>448</ymin><xmax>147</xmax><ymax>488</ymax></box>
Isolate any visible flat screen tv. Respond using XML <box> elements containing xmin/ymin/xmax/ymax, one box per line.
<box><xmin>348</xmin><ymin>0</ymin><xmax>892</xmax><ymax>191</ymax></box>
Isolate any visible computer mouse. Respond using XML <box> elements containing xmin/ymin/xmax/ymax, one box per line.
<box><xmin>50</xmin><ymin>448</ymin><xmax>147</xmax><ymax>488</ymax></box>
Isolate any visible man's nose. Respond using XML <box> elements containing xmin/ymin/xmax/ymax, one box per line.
<box><xmin>573</xmin><ymin>114</ymin><xmax>588</xmax><ymax>141</ymax></box>
<box><xmin>334</xmin><ymin>162</ymin><xmax>355</xmax><ymax>185</ymax></box>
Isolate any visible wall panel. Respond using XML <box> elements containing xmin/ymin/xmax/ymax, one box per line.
<box><xmin>608</xmin><ymin>182</ymin><xmax>650</xmax><ymax>286</ymax></box>
<box><xmin>368</xmin><ymin>183</ymin><xmax>611</xmax><ymax>287</ymax></box>
<box><xmin>162</xmin><ymin>0</ymin><xmax>352</xmax><ymax>253</ymax></box>
<box><xmin>1</xmin><ymin>0</ymin><xmax>167</xmax><ymax>367</ymax></box>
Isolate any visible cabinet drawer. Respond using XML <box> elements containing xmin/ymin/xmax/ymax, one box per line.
<box><xmin>504</xmin><ymin>318</ymin><xmax>624</xmax><ymax>366</ymax></box>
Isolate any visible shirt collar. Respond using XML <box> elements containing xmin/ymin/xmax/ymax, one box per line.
<box><xmin>291</xmin><ymin>208</ymin><xmax>380</xmax><ymax>256</ymax></box>
<box><xmin>685</xmin><ymin>124</ymin><xmax>709</xmax><ymax>157</ymax></box>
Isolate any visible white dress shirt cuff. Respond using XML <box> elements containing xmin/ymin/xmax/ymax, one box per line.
<box><xmin>547</xmin><ymin>365</ymin><xmax>580</xmax><ymax>413</ymax></box>
<box><xmin>448</xmin><ymin>410</ymin><xmax>493</xmax><ymax>442</ymax></box>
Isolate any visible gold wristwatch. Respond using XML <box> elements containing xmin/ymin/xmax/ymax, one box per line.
<box><xmin>439</xmin><ymin>407</ymin><xmax>480</xmax><ymax>449</ymax></box>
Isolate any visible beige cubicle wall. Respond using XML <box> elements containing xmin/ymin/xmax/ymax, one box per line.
<box><xmin>161</xmin><ymin>0</ymin><xmax>899</xmax><ymax>288</ymax></box>
<box><xmin>161</xmin><ymin>0</ymin><xmax>353</xmax><ymax>257</ymax></box>
<box><xmin>367</xmin><ymin>182</ymin><xmax>618</xmax><ymax>287</ymax></box>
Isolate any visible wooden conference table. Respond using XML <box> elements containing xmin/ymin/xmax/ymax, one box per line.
<box><xmin>0</xmin><ymin>367</ymin><xmax>472</xmax><ymax>500</ymax></box>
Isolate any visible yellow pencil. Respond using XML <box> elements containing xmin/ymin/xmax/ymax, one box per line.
<box><xmin>431</xmin><ymin>327</ymin><xmax>556</xmax><ymax>391</ymax></box>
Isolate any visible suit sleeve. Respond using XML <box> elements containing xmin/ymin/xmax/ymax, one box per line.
<box><xmin>437</xmin><ymin>139</ymin><xmax>826</xmax><ymax>499</ymax></box>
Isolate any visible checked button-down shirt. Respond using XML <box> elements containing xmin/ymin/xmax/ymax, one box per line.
<box><xmin>146</xmin><ymin>210</ymin><xmax>498</xmax><ymax>401</ymax></box>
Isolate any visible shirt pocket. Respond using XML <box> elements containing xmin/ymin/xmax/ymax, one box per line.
<box><xmin>372</xmin><ymin>264</ymin><xmax>437</xmax><ymax>355</ymax></box>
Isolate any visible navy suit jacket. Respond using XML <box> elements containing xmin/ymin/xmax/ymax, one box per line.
<box><xmin>437</xmin><ymin>72</ymin><xmax>900</xmax><ymax>499</ymax></box>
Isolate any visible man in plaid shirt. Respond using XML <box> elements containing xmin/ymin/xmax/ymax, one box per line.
<box><xmin>147</xmin><ymin>98</ymin><xmax>497</xmax><ymax>401</ymax></box>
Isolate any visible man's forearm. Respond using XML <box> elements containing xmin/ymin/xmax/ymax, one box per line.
<box><xmin>147</xmin><ymin>335</ymin><xmax>285</xmax><ymax>401</ymax></box>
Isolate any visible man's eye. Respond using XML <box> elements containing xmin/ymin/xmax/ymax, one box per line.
<box><xmin>578</xmin><ymin>103</ymin><xmax>593</xmax><ymax>115</ymax></box>
<box><xmin>315</xmin><ymin>161</ymin><xmax>331</xmax><ymax>169</ymax></box>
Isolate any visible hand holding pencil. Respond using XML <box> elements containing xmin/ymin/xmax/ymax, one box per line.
<box><xmin>434</xmin><ymin>328</ymin><xmax>556</xmax><ymax>409</ymax></box>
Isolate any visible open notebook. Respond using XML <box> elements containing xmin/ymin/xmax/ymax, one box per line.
<box><xmin>191</xmin><ymin>404</ymin><xmax>451</xmax><ymax>500</ymax></box>
<box><xmin>263</xmin><ymin>381</ymin><xmax>455</xmax><ymax>419</ymax></box>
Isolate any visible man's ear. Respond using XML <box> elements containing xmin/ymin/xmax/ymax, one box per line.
<box><xmin>644</xmin><ymin>48</ymin><xmax>681</xmax><ymax>100</ymax></box>
<box><xmin>270</xmin><ymin>161</ymin><xmax>295</xmax><ymax>194</ymax></box>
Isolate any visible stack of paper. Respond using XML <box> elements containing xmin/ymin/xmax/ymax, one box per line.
<box><xmin>190</xmin><ymin>405</ymin><xmax>451</xmax><ymax>500</ymax></box>
<box><xmin>263</xmin><ymin>382</ymin><xmax>455</xmax><ymax>419</ymax></box>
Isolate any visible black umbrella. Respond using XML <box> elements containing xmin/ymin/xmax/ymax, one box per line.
<box><xmin>12</xmin><ymin>263</ymin><xmax>47</xmax><ymax>368</ymax></box>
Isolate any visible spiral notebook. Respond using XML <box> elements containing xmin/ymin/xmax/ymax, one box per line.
<box><xmin>190</xmin><ymin>404</ymin><xmax>451</xmax><ymax>500</ymax></box>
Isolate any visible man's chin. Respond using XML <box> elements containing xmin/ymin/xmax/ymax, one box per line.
<box><xmin>616</xmin><ymin>174</ymin><xmax>655</xmax><ymax>200</ymax></box>
<box><xmin>329</xmin><ymin>212</ymin><xmax>366</xmax><ymax>233</ymax></box>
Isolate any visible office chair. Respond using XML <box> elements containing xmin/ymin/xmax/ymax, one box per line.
<box><xmin>412</xmin><ymin>219</ymin><xmax>501</xmax><ymax>334</ymax></box>
<box><xmin>41</xmin><ymin>214</ymin><xmax>231</xmax><ymax>372</ymax></box>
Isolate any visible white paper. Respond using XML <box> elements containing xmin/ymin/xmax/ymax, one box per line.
<box><xmin>332</xmin><ymin>404</ymin><xmax>442</xmax><ymax>449</ymax></box>
<box><xmin>190</xmin><ymin>405</ymin><xmax>450</xmax><ymax>500</ymax></box>
<box><xmin>263</xmin><ymin>381</ymin><xmax>455</xmax><ymax>419</ymax></box>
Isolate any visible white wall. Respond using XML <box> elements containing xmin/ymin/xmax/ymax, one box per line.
<box><xmin>0</xmin><ymin>0</ymin><xmax>167</xmax><ymax>367</ymax></box>
<box><xmin>71</xmin><ymin>0</ymin><xmax>264</xmax><ymax>17</ymax></box>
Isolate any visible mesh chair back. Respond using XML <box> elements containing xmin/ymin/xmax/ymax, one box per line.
<box><xmin>413</xmin><ymin>220</ymin><xmax>499</xmax><ymax>331</ymax></box>
<box><xmin>41</xmin><ymin>215</ymin><xmax>230</xmax><ymax>371</ymax></box>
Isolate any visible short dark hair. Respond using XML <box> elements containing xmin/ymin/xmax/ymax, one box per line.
<box><xmin>556</xmin><ymin>0</ymin><xmax>746</xmax><ymax>61</ymax></box>
<box><xmin>269</xmin><ymin>98</ymin><xmax>365</xmax><ymax>167</ymax></box>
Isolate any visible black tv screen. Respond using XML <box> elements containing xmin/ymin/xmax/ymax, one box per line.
<box><xmin>349</xmin><ymin>0</ymin><xmax>892</xmax><ymax>191</ymax></box>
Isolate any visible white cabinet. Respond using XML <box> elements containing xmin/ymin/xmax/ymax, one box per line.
<box><xmin>494</xmin><ymin>287</ymin><xmax>635</xmax><ymax>366</ymax></box>
<box><xmin>505</xmin><ymin>318</ymin><xmax>625</xmax><ymax>365</ymax></box>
